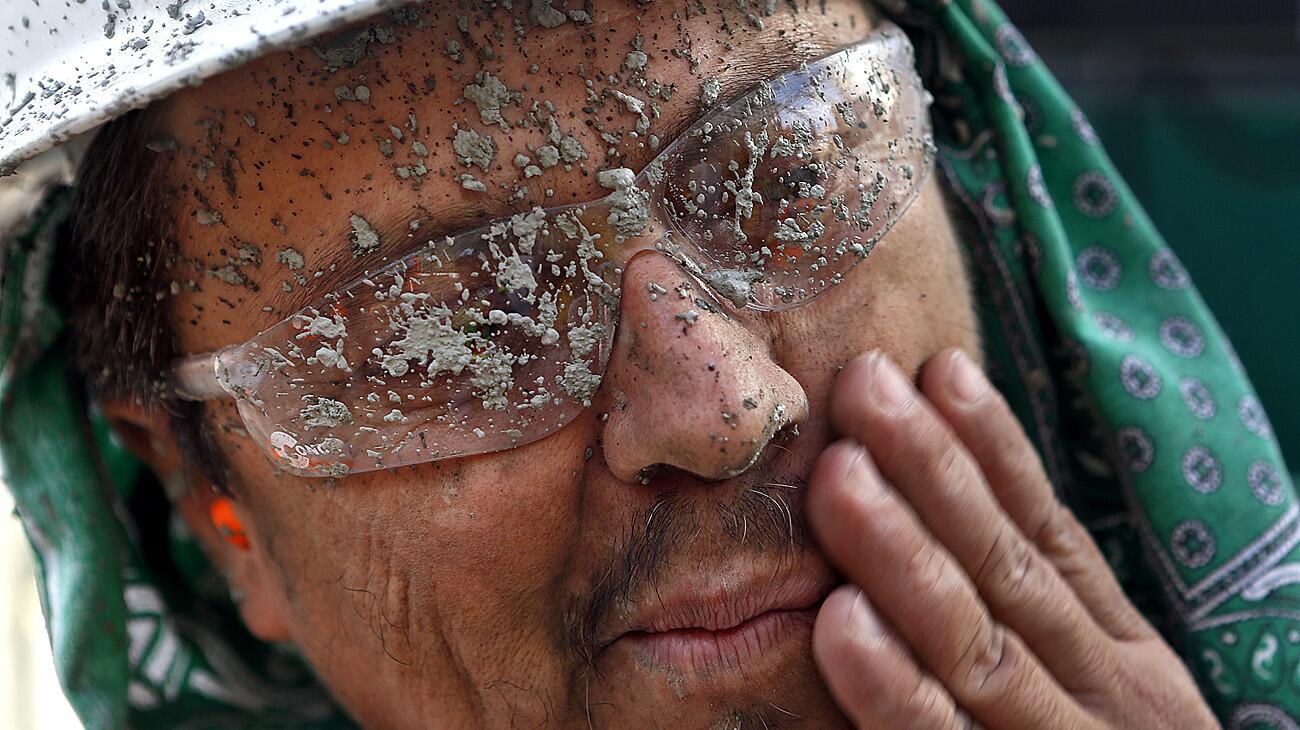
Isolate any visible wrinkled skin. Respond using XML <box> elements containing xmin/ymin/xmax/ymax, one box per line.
<box><xmin>810</xmin><ymin>350</ymin><xmax>1215</xmax><ymax>729</ymax></box>
<box><xmin>104</xmin><ymin>0</ymin><xmax>1212</xmax><ymax>727</ymax></box>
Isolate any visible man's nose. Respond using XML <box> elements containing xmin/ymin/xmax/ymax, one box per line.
<box><xmin>598</xmin><ymin>252</ymin><xmax>808</xmax><ymax>483</ymax></box>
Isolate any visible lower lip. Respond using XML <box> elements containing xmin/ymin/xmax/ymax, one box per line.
<box><xmin>620</xmin><ymin>607</ymin><xmax>817</xmax><ymax>675</ymax></box>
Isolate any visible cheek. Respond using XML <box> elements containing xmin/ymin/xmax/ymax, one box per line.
<box><xmin>401</xmin><ymin>422</ymin><xmax>594</xmax><ymax>600</ymax></box>
<box><xmin>225</xmin><ymin>409</ymin><xmax>594</xmax><ymax>642</ymax></box>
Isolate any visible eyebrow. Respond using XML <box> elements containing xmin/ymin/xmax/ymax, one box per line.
<box><xmin>257</xmin><ymin>53</ymin><xmax>801</xmax><ymax>319</ymax></box>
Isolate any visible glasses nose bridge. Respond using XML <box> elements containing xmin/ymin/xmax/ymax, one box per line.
<box><xmin>580</xmin><ymin>171</ymin><xmax>720</xmax><ymax>303</ymax></box>
<box><xmin>595</xmin><ymin>140</ymin><xmax>808</xmax><ymax>313</ymax></box>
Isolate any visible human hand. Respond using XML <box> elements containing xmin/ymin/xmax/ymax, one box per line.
<box><xmin>808</xmin><ymin>349</ymin><xmax>1218</xmax><ymax>729</ymax></box>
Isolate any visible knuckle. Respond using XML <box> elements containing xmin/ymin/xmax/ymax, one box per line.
<box><xmin>916</xmin><ymin>433</ymin><xmax>970</xmax><ymax>488</ymax></box>
<box><xmin>948</xmin><ymin>620</ymin><xmax>1013</xmax><ymax>700</ymax></box>
<box><xmin>1031</xmin><ymin>500</ymin><xmax>1080</xmax><ymax>557</ymax></box>
<box><xmin>1000</xmin><ymin>445</ymin><xmax>1050</xmax><ymax>491</ymax></box>
<box><xmin>1071</xmin><ymin>634</ymin><xmax>1122</xmax><ymax>696</ymax></box>
<box><xmin>903</xmin><ymin>675</ymin><xmax>954</xmax><ymax>726</ymax></box>
<box><xmin>908</xmin><ymin>541</ymin><xmax>961</xmax><ymax>598</ymax></box>
<box><xmin>976</xmin><ymin>530</ymin><xmax>1041</xmax><ymax>605</ymax></box>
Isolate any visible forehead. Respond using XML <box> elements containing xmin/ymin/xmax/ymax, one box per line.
<box><xmin>154</xmin><ymin>0</ymin><xmax>874</xmax><ymax>352</ymax></box>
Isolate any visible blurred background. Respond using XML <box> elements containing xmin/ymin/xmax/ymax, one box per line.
<box><xmin>2</xmin><ymin>1</ymin><xmax>1298</xmax><ymax>728</ymax></box>
<box><xmin>1</xmin><ymin>486</ymin><xmax>81</xmax><ymax>728</ymax></box>
<box><xmin>1001</xmin><ymin>0</ymin><xmax>1300</xmax><ymax>472</ymax></box>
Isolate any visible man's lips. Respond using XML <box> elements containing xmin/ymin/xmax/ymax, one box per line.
<box><xmin>620</xmin><ymin>607</ymin><xmax>820</xmax><ymax>675</ymax></box>
<box><xmin>621</xmin><ymin>573</ymin><xmax>834</xmax><ymax>634</ymax></box>
<box><xmin>604</xmin><ymin>569</ymin><xmax>837</xmax><ymax>673</ymax></box>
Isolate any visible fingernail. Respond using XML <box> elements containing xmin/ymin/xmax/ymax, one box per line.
<box><xmin>838</xmin><ymin>440</ymin><xmax>867</xmax><ymax>480</ymax></box>
<box><xmin>834</xmin><ymin>443</ymin><xmax>888</xmax><ymax>510</ymax></box>
<box><xmin>948</xmin><ymin>349</ymin><xmax>987</xmax><ymax>405</ymax></box>
<box><xmin>842</xmin><ymin>587</ymin><xmax>882</xmax><ymax>641</ymax></box>
<box><xmin>868</xmin><ymin>352</ymin><xmax>912</xmax><ymax>415</ymax></box>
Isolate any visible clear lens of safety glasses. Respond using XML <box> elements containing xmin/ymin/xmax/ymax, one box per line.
<box><xmin>172</xmin><ymin>22</ymin><xmax>934</xmax><ymax>477</ymax></box>
<box><xmin>650</xmin><ymin>23</ymin><xmax>934</xmax><ymax>309</ymax></box>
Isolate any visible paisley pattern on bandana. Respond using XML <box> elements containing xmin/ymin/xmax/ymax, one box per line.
<box><xmin>0</xmin><ymin>0</ymin><xmax>1295</xmax><ymax>727</ymax></box>
<box><xmin>919</xmin><ymin>0</ymin><xmax>1300</xmax><ymax>723</ymax></box>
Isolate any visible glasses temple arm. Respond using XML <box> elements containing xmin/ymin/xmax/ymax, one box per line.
<box><xmin>170</xmin><ymin>352</ymin><xmax>229</xmax><ymax>401</ymax></box>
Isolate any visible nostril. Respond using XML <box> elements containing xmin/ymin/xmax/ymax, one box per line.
<box><xmin>772</xmin><ymin>421</ymin><xmax>801</xmax><ymax>444</ymax></box>
<box><xmin>619</xmin><ymin>412</ymin><xmax>802</xmax><ymax>487</ymax></box>
<box><xmin>635</xmin><ymin>463</ymin><xmax>664</xmax><ymax>485</ymax></box>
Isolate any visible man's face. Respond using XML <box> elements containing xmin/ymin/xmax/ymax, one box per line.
<box><xmin>154</xmin><ymin>1</ymin><xmax>979</xmax><ymax>726</ymax></box>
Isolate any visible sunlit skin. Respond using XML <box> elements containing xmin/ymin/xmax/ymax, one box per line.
<box><xmin>102</xmin><ymin>0</ymin><xmax>1214</xmax><ymax>728</ymax></box>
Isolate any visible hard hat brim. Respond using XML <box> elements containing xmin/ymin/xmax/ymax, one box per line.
<box><xmin>0</xmin><ymin>0</ymin><xmax>406</xmax><ymax>175</ymax></box>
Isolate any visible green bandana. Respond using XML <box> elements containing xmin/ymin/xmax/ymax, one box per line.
<box><xmin>1</xmin><ymin>0</ymin><xmax>1295</xmax><ymax>727</ymax></box>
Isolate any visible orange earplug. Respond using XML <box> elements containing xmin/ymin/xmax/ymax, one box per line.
<box><xmin>209</xmin><ymin>496</ymin><xmax>250</xmax><ymax>550</ymax></box>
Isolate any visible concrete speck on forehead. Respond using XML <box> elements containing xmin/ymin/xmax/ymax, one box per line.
<box><xmin>349</xmin><ymin>214</ymin><xmax>380</xmax><ymax>256</ymax></box>
<box><xmin>309</xmin><ymin>25</ymin><xmax>372</xmax><ymax>70</ymax></box>
<box><xmin>624</xmin><ymin>51</ymin><xmax>649</xmax><ymax>71</ymax></box>
<box><xmin>529</xmin><ymin>0</ymin><xmax>568</xmax><ymax>28</ymax></box>
<box><xmin>1</xmin><ymin>0</ymin><xmax>409</xmax><ymax>175</ymax></box>
<box><xmin>558</xmin><ymin>135</ymin><xmax>587</xmax><ymax>163</ymax></box>
<box><xmin>458</xmin><ymin>174</ymin><xmax>488</xmax><ymax>192</ymax></box>
<box><xmin>195</xmin><ymin>209</ymin><xmax>222</xmax><ymax>226</ymax></box>
<box><xmin>535</xmin><ymin>145</ymin><xmax>560</xmax><ymax>168</ymax></box>
<box><xmin>453</xmin><ymin>128</ymin><xmax>496</xmax><ymax>170</ymax></box>
<box><xmin>609</xmin><ymin>90</ymin><xmax>652</xmax><ymax>133</ymax></box>
<box><xmin>208</xmin><ymin>265</ymin><xmax>245</xmax><ymax>286</ymax></box>
<box><xmin>463</xmin><ymin>72</ymin><xmax>517</xmax><ymax>129</ymax></box>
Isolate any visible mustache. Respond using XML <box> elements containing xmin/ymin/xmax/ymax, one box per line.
<box><xmin>561</xmin><ymin>472</ymin><xmax>812</xmax><ymax>667</ymax></box>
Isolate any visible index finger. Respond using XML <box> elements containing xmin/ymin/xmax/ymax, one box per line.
<box><xmin>920</xmin><ymin>348</ymin><xmax>1154</xmax><ymax>643</ymax></box>
<box><xmin>808</xmin><ymin>440</ymin><xmax>1095</xmax><ymax>729</ymax></box>
<box><xmin>828</xmin><ymin>351</ymin><xmax>1117</xmax><ymax>689</ymax></box>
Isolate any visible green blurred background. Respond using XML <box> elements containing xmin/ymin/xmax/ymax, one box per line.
<box><xmin>1003</xmin><ymin>0</ymin><xmax>1300</xmax><ymax>471</ymax></box>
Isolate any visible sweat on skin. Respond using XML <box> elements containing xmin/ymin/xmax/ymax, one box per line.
<box><xmin>107</xmin><ymin>0</ymin><xmax>980</xmax><ymax>726</ymax></box>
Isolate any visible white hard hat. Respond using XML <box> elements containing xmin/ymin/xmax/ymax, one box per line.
<box><xmin>0</xmin><ymin>0</ymin><xmax>405</xmax><ymax>175</ymax></box>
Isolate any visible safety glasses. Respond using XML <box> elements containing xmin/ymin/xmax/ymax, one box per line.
<box><xmin>171</xmin><ymin>22</ymin><xmax>935</xmax><ymax>477</ymax></box>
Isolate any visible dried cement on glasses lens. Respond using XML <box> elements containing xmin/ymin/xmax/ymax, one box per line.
<box><xmin>181</xmin><ymin>22</ymin><xmax>933</xmax><ymax>477</ymax></box>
